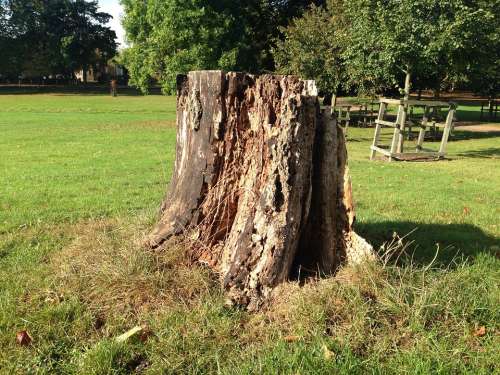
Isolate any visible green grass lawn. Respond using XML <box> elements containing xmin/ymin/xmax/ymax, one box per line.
<box><xmin>0</xmin><ymin>93</ymin><xmax>498</xmax><ymax>374</ymax></box>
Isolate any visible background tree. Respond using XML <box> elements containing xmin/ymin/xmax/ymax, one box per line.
<box><xmin>0</xmin><ymin>0</ymin><xmax>15</xmax><ymax>77</ymax></box>
<box><xmin>120</xmin><ymin>0</ymin><xmax>324</xmax><ymax>93</ymax></box>
<box><xmin>275</xmin><ymin>0</ymin><xmax>498</xmax><ymax>99</ymax></box>
<box><xmin>342</xmin><ymin>0</ymin><xmax>499</xmax><ymax>97</ymax></box>
<box><xmin>61</xmin><ymin>0</ymin><xmax>117</xmax><ymax>83</ymax></box>
<box><xmin>0</xmin><ymin>0</ymin><xmax>116</xmax><ymax>82</ymax></box>
<box><xmin>0</xmin><ymin>0</ymin><xmax>42</xmax><ymax>78</ymax></box>
<box><xmin>19</xmin><ymin>0</ymin><xmax>70</xmax><ymax>78</ymax></box>
<box><xmin>0</xmin><ymin>1</ymin><xmax>7</xmax><ymax>36</ymax></box>
<box><xmin>273</xmin><ymin>0</ymin><xmax>345</xmax><ymax>104</ymax></box>
<box><xmin>464</xmin><ymin>0</ymin><xmax>499</xmax><ymax>104</ymax></box>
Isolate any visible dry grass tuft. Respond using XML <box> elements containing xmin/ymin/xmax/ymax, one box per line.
<box><xmin>247</xmin><ymin>238</ymin><xmax>436</xmax><ymax>350</ymax></box>
<box><xmin>51</xmin><ymin>216</ymin><xmax>217</xmax><ymax>319</ymax></box>
<box><xmin>49</xmin><ymin>219</ymin><xmax>497</xmax><ymax>367</ymax></box>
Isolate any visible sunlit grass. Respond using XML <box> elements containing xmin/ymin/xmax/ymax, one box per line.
<box><xmin>0</xmin><ymin>93</ymin><xmax>498</xmax><ymax>374</ymax></box>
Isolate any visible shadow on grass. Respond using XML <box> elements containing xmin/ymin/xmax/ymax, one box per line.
<box><xmin>451</xmin><ymin>130</ymin><xmax>500</xmax><ymax>141</ymax></box>
<box><xmin>456</xmin><ymin>108</ymin><xmax>500</xmax><ymax>123</ymax></box>
<box><xmin>346</xmin><ymin>137</ymin><xmax>373</xmax><ymax>143</ymax></box>
<box><xmin>356</xmin><ymin>221</ymin><xmax>499</xmax><ymax>266</ymax></box>
<box><xmin>410</xmin><ymin>129</ymin><xmax>500</xmax><ymax>143</ymax></box>
<box><xmin>456</xmin><ymin>147</ymin><xmax>500</xmax><ymax>158</ymax></box>
<box><xmin>0</xmin><ymin>85</ymin><xmax>164</xmax><ymax>96</ymax></box>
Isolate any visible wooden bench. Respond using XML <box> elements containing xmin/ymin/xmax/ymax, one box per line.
<box><xmin>370</xmin><ymin>98</ymin><xmax>456</xmax><ymax>161</ymax></box>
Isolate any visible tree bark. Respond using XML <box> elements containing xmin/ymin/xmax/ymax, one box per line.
<box><xmin>147</xmin><ymin>71</ymin><xmax>372</xmax><ymax>310</ymax></box>
<box><xmin>83</xmin><ymin>64</ymin><xmax>88</xmax><ymax>84</ymax></box>
<box><xmin>403</xmin><ymin>71</ymin><xmax>411</xmax><ymax>101</ymax></box>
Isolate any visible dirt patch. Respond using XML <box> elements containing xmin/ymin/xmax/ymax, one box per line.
<box><xmin>454</xmin><ymin>123</ymin><xmax>500</xmax><ymax>133</ymax></box>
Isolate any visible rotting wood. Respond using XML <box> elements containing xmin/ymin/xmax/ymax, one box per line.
<box><xmin>147</xmin><ymin>71</ymin><xmax>373</xmax><ymax>310</ymax></box>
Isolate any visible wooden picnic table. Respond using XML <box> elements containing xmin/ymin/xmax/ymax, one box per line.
<box><xmin>355</xmin><ymin>100</ymin><xmax>380</xmax><ymax>127</ymax></box>
<box><xmin>332</xmin><ymin>103</ymin><xmax>352</xmax><ymax>132</ymax></box>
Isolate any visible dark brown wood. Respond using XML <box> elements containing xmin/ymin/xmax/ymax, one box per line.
<box><xmin>147</xmin><ymin>71</ymin><xmax>372</xmax><ymax>310</ymax></box>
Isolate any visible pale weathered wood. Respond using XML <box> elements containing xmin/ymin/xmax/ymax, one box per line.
<box><xmin>370</xmin><ymin>145</ymin><xmax>392</xmax><ymax>156</ymax></box>
<box><xmin>396</xmin><ymin>103</ymin><xmax>408</xmax><ymax>153</ymax></box>
<box><xmin>403</xmin><ymin>71</ymin><xmax>411</xmax><ymax>102</ymax></box>
<box><xmin>148</xmin><ymin>71</ymin><xmax>373</xmax><ymax>309</ymax></box>
<box><xmin>430</xmin><ymin>122</ymin><xmax>452</xmax><ymax>129</ymax></box>
<box><xmin>406</xmin><ymin>99</ymin><xmax>450</xmax><ymax>107</ymax></box>
<box><xmin>390</xmin><ymin>153</ymin><xmax>444</xmax><ymax>162</ymax></box>
<box><xmin>439</xmin><ymin>107</ymin><xmax>455</xmax><ymax>154</ymax></box>
<box><xmin>389</xmin><ymin>105</ymin><xmax>403</xmax><ymax>160</ymax></box>
<box><xmin>370</xmin><ymin>102</ymin><xmax>387</xmax><ymax>160</ymax></box>
<box><xmin>375</xmin><ymin>119</ymin><xmax>398</xmax><ymax>127</ymax></box>
<box><xmin>379</xmin><ymin>98</ymin><xmax>451</xmax><ymax>107</ymax></box>
<box><xmin>331</xmin><ymin>93</ymin><xmax>338</xmax><ymax>108</ymax></box>
<box><xmin>332</xmin><ymin>104</ymin><xmax>351</xmax><ymax>134</ymax></box>
<box><xmin>380</xmin><ymin>98</ymin><xmax>403</xmax><ymax>105</ymax></box>
<box><xmin>416</xmin><ymin>106</ymin><xmax>429</xmax><ymax>151</ymax></box>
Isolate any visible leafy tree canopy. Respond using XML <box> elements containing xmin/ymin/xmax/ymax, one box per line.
<box><xmin>273</xmin><ymin>0</ymin><xmax>346</xmax><ymax>98</ymax></box>
<box><xmin>273</xmin><ymin>0</ymin><xmax>499</xmax><ymax>97</ymax></box>
<box><xmin>462</xmin><ymin>0</ymin><xmax>500</xmax><ymax>98</ymax></box>
<box><xmin>61</xmin><ymin>0</ymin><xmax>117</xmax><ymax>82</ymax></box>
<box><xmin>342</xmin><ymin>0</ymin><xmax>499</xmax><ymax>96</ymax></box>
<box><xmin>120</xmin><ymin>0</ymin><xmax>324</xmax><ymax>93</ymax></box>
<box><xmin>0</xmin><ymin>0</ymin><xmax>117</xmax><ymax>81</ymax></box>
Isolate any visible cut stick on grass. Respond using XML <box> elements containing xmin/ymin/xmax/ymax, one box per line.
<box><xmin>115</xmin><ymin>326</ymin><xmax>143</xmax><ymax>343</ymax></box>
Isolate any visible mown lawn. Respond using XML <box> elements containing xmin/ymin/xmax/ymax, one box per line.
<box><xmin>0</xmin><ymin>93</ymin><xmax>498</xmax><ymax>374</ymax></box>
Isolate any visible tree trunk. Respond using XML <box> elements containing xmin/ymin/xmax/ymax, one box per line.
<box><xmin>430</xmin><ymin>86</ymin><xmax>442</xmax><ymax>132</ymax></box>
<box><xmin>83</xmin><ymin>65</ymin><xmax>88</xmax><ymax>84</ymax></box>
<box><xmin>403</xmin><ymin>71</ymin><xmax>411</xmax><ymax>101</ymax></box>
<box><xmin>433</xmin><ymin>87</ymin><xmax>441</xmax><ymax>100</ymax></box>
<box><xmin>147</xmin><ymin>71</ymin><xmax>372</xmax><ymax>310</ymax></box>
<box><xmin>323</xmin><ymin>92</ymin><xmax>333</xmax><ymax>106</ymax></box>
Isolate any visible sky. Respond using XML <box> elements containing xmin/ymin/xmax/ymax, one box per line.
<box><xmin>98</xmin><ymin>0</ymin><xmax>125</xmax><ymax>47</ymax></box>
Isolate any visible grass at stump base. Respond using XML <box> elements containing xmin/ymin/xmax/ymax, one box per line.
<box><xmin>4</xmin><ymin>215</ymin><xmax>498</xmax><ymax>374</ymax></box>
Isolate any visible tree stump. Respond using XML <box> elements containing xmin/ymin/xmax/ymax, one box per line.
<box><xmin>147</xmin><ymin>71</ymin><xmax>372</xmax><ymax>309</ymax></box>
